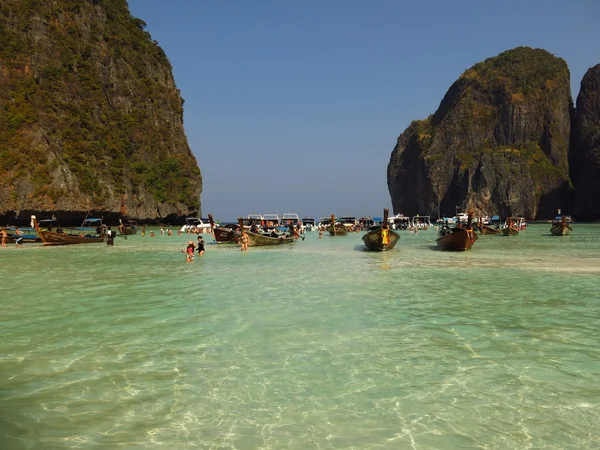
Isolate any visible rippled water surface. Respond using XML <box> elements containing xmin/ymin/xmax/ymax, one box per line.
<box><xmin>2</xmin><ymin>224</ymin><xmax>600</xmax><ymax>449</ymax></box>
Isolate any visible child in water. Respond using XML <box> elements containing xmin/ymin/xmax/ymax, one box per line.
<box><xmin>182</xmin><ymin>241</ymin><xmax>195</xmax><ymax>262</ymax></box>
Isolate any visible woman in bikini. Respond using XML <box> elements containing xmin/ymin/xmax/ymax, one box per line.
<box><xmin>240</xmin><ymin>230</ymin><xmax>249</xmax><ymax>252</ymax></box>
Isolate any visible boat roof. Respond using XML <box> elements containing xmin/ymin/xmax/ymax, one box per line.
<box><xmin>263</xmin><ymin>214</ymin><xmax>280</xmax><ymax>220</ymax></box>
<box><xmin>84</xmin><ymin>218</ymin><xmax>103</xmax><ymax>222</ymax></box>
<box><xmin>282</xmin><ymin>213</ymin><xmax>299</xmax><ymax>219</ymax></box>
<box><xmin>246</xmin><ymin>214</ymin><xmax>263</xmax><ymax>219</ymax></box>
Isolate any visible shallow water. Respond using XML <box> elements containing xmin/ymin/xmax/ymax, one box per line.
<box><xmin>1</xmin><ymin>224</ymin><xmax>600</xmax><ymax>449</ymax></box>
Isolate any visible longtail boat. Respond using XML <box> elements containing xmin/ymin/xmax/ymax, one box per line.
<box><xmin>362</xmin><ymin>208</ymin><xmax>400</xmax><ymax>251</ymax></box>
<box><xmin>237</xmin><ymin>218</ymin><xmax>295</xmax><ymax>247</ymax></box>
<box><xmin>478</xmin><ymin>218</ymin><xmax>502</xmax><ymax>235</ymax></box>
<box><xmin>327</xmin><ymin>214</ymin><xmax>348</xmax><ymax>236</ymax></box>
<box><xmin>118</xmin><ymin>219</ymin><xmax>138</xmax><ymax>235</ymax></box>
<box><xmin>436</xmin><ymin>211</ymin><xmax>478</xmax><ymax>251</ymax></box>
<box><xmin>550</xmin><ymin>215</ymin><xmax>572</xmax><ymax>236</ymax></box>
<box><xmin>3</xmin><ymin>226</ymin><xmax>40</xmax><ymax>243</ymax></box>
<box><xmin>33</xmin><ymin>216</ymin><xmax>105</xmax><ymax>245</ymax></box>
<box><xmin>502</xmin><ymin>217</ymin><xmax>519</xmax><ymax>236</ymax></box>
<box><xmin>210</xmin><ymin>214</ymin><xmax>239</xmax><ymax>243</ymax></box>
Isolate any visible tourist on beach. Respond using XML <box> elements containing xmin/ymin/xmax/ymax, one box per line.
<box><xmin>14</xmin><ymin>227</ymin><xmax>23</xmax><ymax>248</ymax></box>
<box><xmin>197</xmin><ymin>236</ymin><xmax>205</xmax><ymax>256</ymax></box>
<box><xmin>1</xmin><ymin>227</ymin><xmax>6</xmax><ymax>247</ymax></box>
<box><xmin>240</xmin><ymin>229</ymin><xmax>249</xmax><ymax>251</ymax></box>
<box><xmin>141</xmin><ymin>226</ymin><xmax>146</xmax><ymax>237</ymax></box>
<box><xmin>318</xmin><ymin>228</ymin><xmax>323</xmax><ymax>239</ymax></box>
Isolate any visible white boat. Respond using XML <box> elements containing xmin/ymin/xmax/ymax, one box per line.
<box><xmin>281</xmin><ymin>213</ymin><xmax>301</xmax><ymax>228</ymax></box>
<box><xmin>412</xmin><ymin>215</ymin><xmax>432</xmax><ymax>229</ymax></box>
<box><xmin>339</xmin><ymin>216</ymin><xmax>357</xmax><ymax>230</ymax></box>
<box><xmin>180</xmin><ymin>217</ymin><xmax>212</xmax><ymax>233</ymax></box>
<box><xmin>389</xmin><ymin>214</ymin><xmax>411</xmax><ymax>230</ymax></box>
<box><xmin>301</xmin><ymin>217</ymin><xmax>316</xmax><ymax>231</ymax></box>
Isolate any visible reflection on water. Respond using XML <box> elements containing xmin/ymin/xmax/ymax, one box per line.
<box><xmin>1</xmin><ymin>224</ymin><xmax>600</xmax><ymax>448</ymax></box>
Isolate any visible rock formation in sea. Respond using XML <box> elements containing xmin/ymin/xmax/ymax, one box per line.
<box><xmin>0</xmin><ymin>0</ymin><xmax>201</xmax><ymax>224</ymax></box>
<box><xmin>387</xmin><ymin>47</ymin><xmax>573</xmax><ymax>219</ymax></box>
<box><xmin>571</xmin><ymin>64</ymin><xmax>600</xmax><ymax>220</ymax></box>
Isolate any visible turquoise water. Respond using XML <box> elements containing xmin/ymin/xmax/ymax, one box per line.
<box><xmin>1</xmin><ymin>225</ymin><xmax>600</xmax><ymax>449</ymax></box>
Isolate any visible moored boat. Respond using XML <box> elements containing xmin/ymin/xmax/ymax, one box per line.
<box><xmin>118</xmin><ymin>219</ymin><xmax>138</xmax><ymax>235</ymax></box>
<box><xmin>327</xmin><ymin>214</ymin><xmax>348</xmax><ymax>236</ymax></box>
<box><xmin>237</xmin><ymin>218</ymin><xmax>295</xmax><ymax>246</ymax></box>
<box><xmin>3</xmin><ymin>226</ymin><xmax>40</xmax><ymax>243</ymax></box>
<box><xmin>362</xmin><ymin>209</ymin><xmax>400</xmax><ymax>251</ymax></box>
<box><xmin>436</xmin><ymin>212</ymin><xmax>478</xmax><ymax>251</ymax></box>
<box><xmin>209</xmin><ymin>214</ymin><xmax>240</xmax><ymax>243</ymax></box>
<box><xmin>477</xmin><ymin>216</ymin><xmax>501</xmax><ymax>235</ymax></box>
<box><xmin>502</xmin><ymin>217</ymin><xmax>521</xmax><ymax>236</ymax></box>
<box><xmin>550</xmin><ymin>215</ymin><xmax>572</xmax><ymax>236</ymax></box>
<box><xmin>33</xmin><ymin>216</ymin><xmax>106</xmax><ymax>245</ymax></box>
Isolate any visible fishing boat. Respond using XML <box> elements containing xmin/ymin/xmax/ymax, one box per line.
<box><xmin>118</xmin><ymin>219</ymin><xmax>138</xmax><ymax>235</ymax></box>
<box><xmin>32</xmin><ymin>215</ymin><xmax>106</xmax><ymax>245</ymax></box>
<box><xmin>209</xmin><ymin>214</ymin><xmax>240</xmax><ymax>243</ymax></box>
<box><xmin>327</xmin><ymin>214</ymin><xmax>348</xmax><ymax>236</ymax></box>
<box><xmin>502</xmin><ymin>217</ymin><xmax>521</xmax><ymax>236</ymax></box>
<box><xmin>436</xmin><ymin>212</ymin><xmax>478</xmax><ymax>251</ymax></box>
<box><xmin>362</xmin><ymin>209</ymin><xmax>400</xmax><ymax>251</ymax></box>
<box><xmin>550</xmin><ymin>215</ymin><xmax>572</xmax><ymax>236</ymax></box>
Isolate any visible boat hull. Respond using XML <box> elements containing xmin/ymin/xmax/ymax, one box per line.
<box><xmin>480</xmin><ymin>225</ymin><xmax>501</xmax><ymax>235</ymax></box>
<box><xmin>213</xmin><ymin>227</ymin><xmax>239</xmax><ymax>243</ymax></box>
<box><xmin>362</xmin><ymin>228</ymin><xmax>400</xmax><ymax>251</ymax></box>
<box><xmin>246</xmin><ymin>232</ymin><xmax>296</xmax><ymax>246</ymax></box>
<box><xmin>327</xmin><ymin>225</ymin><xmax>348</xmax><ymax>236</ymax></box>
<box><xmin>436</xmin><ymin>227</ymin><xmax>478</xmax><ymax>251</ymax></box>
<box><xmin>37</xmin><ymin>229</ymin><xmax>105</xmax><ymax>245</ymax></box>
<box><xmin>118</xmin><ymin>228</ymin><xmax>137</xmax><ymax>235</ymax></box>
<box><xmin>502</xmin><ymin>227</ymin><xmax>519</xmax><ymax>236</ymax></box>
<box><xmin>550</xmin><ymin>223</ymin><xmax>572</xmax><ymax>236</ymax></box>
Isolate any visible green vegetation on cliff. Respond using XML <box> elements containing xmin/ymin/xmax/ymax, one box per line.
<box><xmin>0</xmin><ymin>0</ymin><xmax>201</xmax><ymax>217</ymax></box>
<box><xmin>388</xmin><ymin>47</ymin><xmax>573</xmax><ymax>219</ymax></box>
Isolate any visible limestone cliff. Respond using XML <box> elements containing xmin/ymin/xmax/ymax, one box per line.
<box><xmin>0</xmin><ymin>0</ymin><xmax>201</xmax><ymax>224</ymax></box>
<box><xmin>387</xmin><ymin>47</ymin><xmax>572</xmax><ymax>219</ymax></box>
<box><xmin>571</xmin><ymin>64</ymin><xmax>600</xmax><ymax>220</ymax></box>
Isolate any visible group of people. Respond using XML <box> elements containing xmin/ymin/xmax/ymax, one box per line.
<box><xmin>0</xmin><ymin>227</ymin><xmax>23</xmax><ymax>248</ymax></box>
<box><xmin>182</xmin><ymin>235</ymin><xmax>206</xmax><ymax>262</ymax></box>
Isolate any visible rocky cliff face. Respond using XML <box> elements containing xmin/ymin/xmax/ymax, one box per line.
<box><xmin>571</xmin><ymin>64</ymin><xmax>600</xmax><ymax>220</ymax></box>
<box><xmin>0</xmin><ymin>0</ymin><xmax>201</xmax><ymax>224</ymax></box>
<box><xmin>387</xmin><ymin>47</ymin><xmax>572</xmax><ymax>219</ymax></box>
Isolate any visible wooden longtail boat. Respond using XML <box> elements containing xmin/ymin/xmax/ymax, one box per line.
<box><xmin>237</xmin><ymin>218</ymin><xmax>295</xmax><ymax>246</ymax></box>
<box><xmin>550</xmin><ymin>216</ymin><xmax>572</xmax><ymax>236</ymax></box>
<box><xmin>436</xmin><ymin>212</ymin><xmax>478</xmax><ymax>251</ymax></box>
<box><xmin>33</xmin><ymin>216</ymin><xmax>105</xmax><ymax>246</ymax></box>
<box><xmin>502</xmin><ymin>217</ymin><xmax>519</xmax><ymax>236</ymax></box>
<box><xmin>362</xmin><ymin>209</ymin><xmax>400</xmax><ymax>251</ymax></box>
<box><xmin>209</xmin><ymin>214</ymin><xmax>239</xmax><ymax>243</ymax></box>
<box><xmin>480</xmin><ymin>224</ymin><xmax>501</xmax><ymax>235</ymax></box>
<box><xmin>3</xmin><ymin>227</ymin><xmax>40</xmax><ymax>243</ymax></box>
<box><xmin>118</xmin><ymin>219</ymin><xmax>138</xmax><ymax>235</ymax></box>
<box><xmin>327</xmin><ymin>214</ymin><xmax>348</xmax><ymax>236</ymax></box>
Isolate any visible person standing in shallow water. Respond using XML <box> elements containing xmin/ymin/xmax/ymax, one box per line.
<box><xmin>197</xmin><ymin>235</ymin><xmax>205</xmax><ymax>256</ymax></box>
<box><xmin>240</xmin><ymin>229</ymin><xmax>249</xmax><ymax>252</ymax></box>
<box><xmin>14</xmin><ymin>227</ymin><xmax>23</xmax><ymax>248</ymax></box>
<box><xmin>1</xmin><ymin>227</ymin><xmax>7</xmax><ymax>247</ymax></box>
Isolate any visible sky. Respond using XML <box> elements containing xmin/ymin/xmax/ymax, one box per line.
<box><xmin>127</xmin><ymin>0</ymin><xmax>600</xmax><ymax>222</ymax></box>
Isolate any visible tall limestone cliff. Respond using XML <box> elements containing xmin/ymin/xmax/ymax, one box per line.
<box><xmin>571</xmin><ymin>64</ymin><xmax>600</xmax><ymax>220</ymax></box>
<box><xmin>387</xmin><ymin>47</ymin><xmax>572</xmax><ymax>219</ymax></box>
<box><xmin>0</xmin><ymin>0</ymin><xmax>201</xmax><ymax>224</ymax></box>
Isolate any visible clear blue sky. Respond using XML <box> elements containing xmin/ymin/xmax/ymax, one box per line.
<box><xmin>128</xmin><ymin>0</ymin><xmax>600</xmax><ymax>222</ymax></box>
